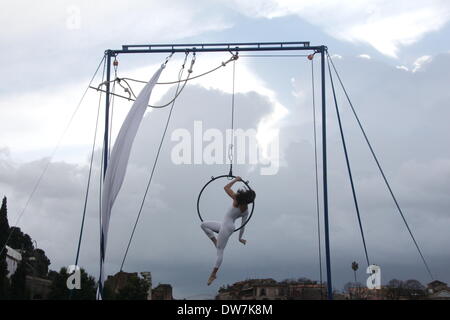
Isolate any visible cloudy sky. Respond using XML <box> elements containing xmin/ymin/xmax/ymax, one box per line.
<box><xmin>1</xmin><ymin>0</ymin><xmax>450</xmax><ymax>299</ymax></box>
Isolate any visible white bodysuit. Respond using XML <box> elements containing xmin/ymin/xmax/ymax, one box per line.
<box><xmin>201</xmin><ymin>206</ymin><xmax>248</xmax><ymax>269</ymax></box>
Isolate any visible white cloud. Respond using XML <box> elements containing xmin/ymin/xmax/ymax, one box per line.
<box><xmin>225</xmin><ymin>0</ymin><xmax>450</xmax><ymax>58</ymax></box>
<box><xmin>358</xmin><ymin>54</ymin><xmax>371</xmax><ymax>59</ymax></box>
<box><xmin>0</xmin><ymin>0</ymin><xmax>234</xmax><ymax>162</ymax></box>
<box><xmin>412</xmin><ymin>55</ymin><xmax>433</xmax><ymax>72</ymax></box>
<box><xmin>0</xmin><ymin>0</ymin><xmax>232</xmax><ymax>46</ymax></box>
<box><xmin>396</xmin><ymin>65</ymin><xmax>409</xmax><ymax>71</ymax></box>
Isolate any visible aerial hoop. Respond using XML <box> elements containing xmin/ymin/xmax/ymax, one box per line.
<box><xmin>196</xmin><ymin>174</ymin><xmax>255</xmax><ymax>232</ymax></box>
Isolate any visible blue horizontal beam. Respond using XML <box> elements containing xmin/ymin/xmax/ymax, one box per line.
<box><xmin>107</xmin><ymin>41</ymin><xmax>323</xmax><ymax>55</ymax></box>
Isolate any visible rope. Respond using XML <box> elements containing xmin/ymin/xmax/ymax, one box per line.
<box><xmin>311</xmin><ymin>59</ymin><xmax>324</xmax><ymax>296</ymax></box>
<box><xmin>92</xmin><ymin>54</ymin><xmax>234</xmax><ymax>109</ymax></box>
<box><xmin>0</xmin><ymin>54</ymin><xmax>106</xmax><ymax>257</ymax></box>
<box><xmin>117</xmin><ymin>54</ymin><xmax>237</xmax><ymax>86</ymax></box>
<box><xmin>327</xmin><ymin>51</ymin><xmax>434</xmax><ymax>280</ymax></box>
<box><xmin>228</xmin><ymin>58</ymin><xmax>237</xmax><ymax>177</ymax></box>
<box><xmin>90</xmin><ymin>78</ymin><xmax>189</xmax><ymax>109</ymax></box>
<box><xmin>119</xmin><ymin>53</ymin><xmax>192</xmax><ymax>271</ymax></box>
<box><xmin>239</xmin><ymin>54</ymin><xmax>309</xmax><ymax>58</ymax></box>
<box><xmin>326</xmin><ymin>54</ymin><xmax>370</xmax><ymax>267</ymax></box>
<box><xmin>118</xmin><ymin>78</ymin><xmax>137</xmax><ymax>100</ymax></box>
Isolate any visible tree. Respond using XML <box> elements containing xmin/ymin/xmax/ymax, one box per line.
<box><xmin>385</xmin><ymin>279</ymin><xmax>404</xmax><ymax>300</ymax></box>
<box><xmin>0</xmin><ymin>197</ymin><xmax>52</xmax><ymax>300</ymax></box>
<box><xmin>6</xmin><ymin>225</ymin><xmax>51</xmax><ymax>279</ymax></box>
<box><xmin>30</xmin><ymin>249</ymin><xmax>51</xmax><ymax>278</ymax></box>
<box><xmin>403</xmin><ymin>279</ymin><xmax>426</xmax><ymax>299</ymax></box>
<box><xmin>10</xmin><ymin>261</ymin><xmax>28</xmax><ymax>300</ymax></box>
<box><xmin>116</xmin><ymin>275</ymin><xmax>149</xmax><ymax>300</ymax></box>
<box><xmin>7</xmin><ymin>227</ymin><xmax>34</xmax><ymax>254</ymax></box>
<box><xmin>351</xmin><ymin>261</ymin><xmax>359</xmax><ymax>283</ymax></box>
<box><xmin>47</xmin><ymin>267</ymin><xmax>96</xmax><ymax>300</ymax></box>
<box><xmin>104</xmin><ymin>273</ymin><xmax>150</xmax><ymax>300</ymax></box>
<box><xmin>0</xmin><ymin>196</ymin><xmax>10</xmax><ymax>299</ymax></box>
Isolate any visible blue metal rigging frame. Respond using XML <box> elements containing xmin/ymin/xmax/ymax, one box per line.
<box><xmin>101</xmin><ymin>42</ymin><xmax>333</xmax><ymax>299</ymax></box>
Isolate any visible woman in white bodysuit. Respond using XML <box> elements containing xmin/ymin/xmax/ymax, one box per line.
<box><xmin>200</xmin><ymin>176</ymin><xmax>256</xmax><ymax>285</ymax></box>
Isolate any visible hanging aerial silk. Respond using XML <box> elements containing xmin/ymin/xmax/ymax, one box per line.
<box><xmin>97</xmin><ymin>65</ymin><xmax>164</xmax><ymax>299</ymax></box>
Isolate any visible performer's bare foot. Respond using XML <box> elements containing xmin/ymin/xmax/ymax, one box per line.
<box><xmin>207</xmin><ymin>274</ymin><xmax>217</xmax><ymax>286</ymax></box>
<box><xmin>207</xmin><ymin>268</ymin><xmax>219</xmax><ymax>286</ymax></box>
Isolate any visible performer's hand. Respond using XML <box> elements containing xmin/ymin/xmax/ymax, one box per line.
<box><xmin>235</xmin><ymin>176</ymin><xmax>242</xmax><ymax>182</ymax></box>
<box><xmin>239</xmin><ymin>239</ymin><xmax>247</xmax><ymax>245</ymax></box>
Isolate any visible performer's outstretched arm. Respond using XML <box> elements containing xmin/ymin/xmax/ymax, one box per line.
<box><xmin>224</xmin><ymin>176</ymin><xmax>242</xmax><ymax>199</ymax></box>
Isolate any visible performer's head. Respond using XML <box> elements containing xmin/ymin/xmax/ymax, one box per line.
<box><xmin>236</xmin><ymin>189</ymin><xmax>256</xmax><ymax>205</ymax></box>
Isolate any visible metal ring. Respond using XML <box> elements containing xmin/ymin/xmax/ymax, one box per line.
<box><xmin>197</xmin><ymin>174</ymin><xmax>255</xmax><ymax>232</ymax></box>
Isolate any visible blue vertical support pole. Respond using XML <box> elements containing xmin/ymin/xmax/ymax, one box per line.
<box><xmin>321</xmin><ymin>46</ymin><xmax>333</xmax><ymax>300</ymax></box>
<box><xmin>103</xmin><ymin>50</ymin><xmax>112</xmax><ymax>178</ymax></box>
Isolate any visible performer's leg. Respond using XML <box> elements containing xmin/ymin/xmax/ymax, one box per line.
<box><xmin>201</xmin><ymin>221</ymin><xmax>221</xmax><ymax>247</ymax></box>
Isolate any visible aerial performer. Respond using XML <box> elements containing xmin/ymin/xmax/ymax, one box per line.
<box><xmin>200</xmin><ymin>176</ymin><xmax>256</xmax><ymax>285</ymax></box>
